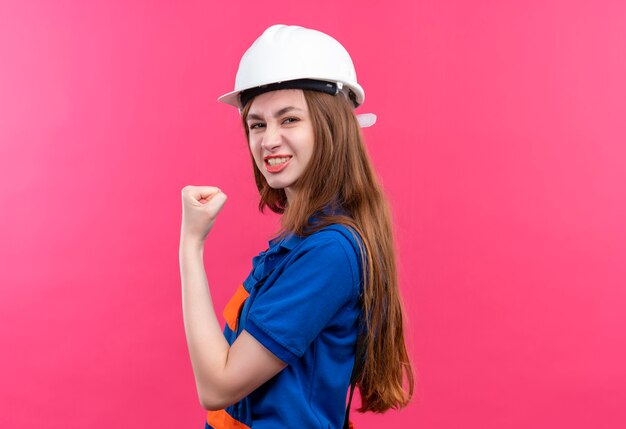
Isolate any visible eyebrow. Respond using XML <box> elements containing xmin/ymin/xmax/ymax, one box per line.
<box><xmin>246</xmin><ymin>106</ymin><xmax>305</xmax><ymax>121</ymax></box>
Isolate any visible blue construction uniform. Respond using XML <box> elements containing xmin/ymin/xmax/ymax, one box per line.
<box><xmin>206</xmin><ymin>224</ymin><xmax>363</xmax><ymax>429</ymax></box>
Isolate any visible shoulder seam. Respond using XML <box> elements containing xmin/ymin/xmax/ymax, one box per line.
<box><xmin>312</xmin><ymin>228</ymin><xmax>362</xmax><ymax>300</ymax></box>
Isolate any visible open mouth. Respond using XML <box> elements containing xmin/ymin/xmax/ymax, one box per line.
<box><xmin>264</xmin><ymin>155</ymin><xmax>292</xmax><ymax>173</ymax></box>
<box><xmin>266</xmin><ymin>156</ymin><xmax>291</xmax><ymax>166</ymax></box>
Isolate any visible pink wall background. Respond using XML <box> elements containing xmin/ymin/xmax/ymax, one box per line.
<box><xmin>1</xmin><ymin>0</ymin><xmax>625</xmax><ymax>428</ymax></box>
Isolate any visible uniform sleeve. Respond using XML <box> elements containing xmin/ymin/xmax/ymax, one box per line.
<box><xmin>245</xmin><ymin>234</ymin><xmax>360</xmax><ymax>365</ymax></box>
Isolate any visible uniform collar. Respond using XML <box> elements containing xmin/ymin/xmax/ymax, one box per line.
<box><xmin>268</xmin><ymin>232</ymin><xmax>305</xmax><ymax>251</ymax></box>
<box><xmin>269</xmin><ymin>205</ymin><xmax>348</xmax><ymax>251</ymax></box>
<box><xmin>280</xmin><ymin>233</ymin><xmax>305</xmax><ymax>250</ymax></box>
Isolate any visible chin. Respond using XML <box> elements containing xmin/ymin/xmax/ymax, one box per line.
<box><xmin>265</xmin><ymin>178</ymin><xmax>294</xmax><ymax>190</ymax></box>
<box><xmin>267</xmin><ymin>183</ymin><xmax>290</xmax><ymax>191</ymax></box>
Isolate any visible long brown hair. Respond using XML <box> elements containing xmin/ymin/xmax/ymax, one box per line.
<box><xmin>241</xmin><ymin>90</ymin><xmax>414</xmax><ymax>412</ymax></box>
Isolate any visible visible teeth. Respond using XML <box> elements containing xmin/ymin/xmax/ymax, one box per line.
<box><xmin>267</xmin><ymin>157</ymin><xmax>290</xmax><ymax>166</ymax></box>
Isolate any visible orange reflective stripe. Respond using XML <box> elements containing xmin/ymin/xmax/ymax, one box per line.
<box><xmin>206</xmin><ymin>409</ymin><xmax>251</xmax><ymax>429</ymax></box>
<box><xmin>223</xmin><ymin>284</ymin><xmax>249</xmax><ymax>331</ymax></box>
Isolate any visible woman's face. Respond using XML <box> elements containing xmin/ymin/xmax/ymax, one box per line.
<box><xmin>245</xmin><ymin>89</ymin><xmax>315</xmax><ymax>201</ymax></box>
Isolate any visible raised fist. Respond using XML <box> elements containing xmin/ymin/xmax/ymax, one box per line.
<box><xmin>180</xmin><ymin>185</ymin><xmax>227</xmax><ymax>241</ymax></box>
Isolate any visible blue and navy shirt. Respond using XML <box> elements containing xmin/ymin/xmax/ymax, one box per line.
<box><xmin>206</xmin><ymin>224</ymin><xmax>363</xmax><ymax>429</ymax></box>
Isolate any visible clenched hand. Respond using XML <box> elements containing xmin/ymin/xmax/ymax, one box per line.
<box><xmin>180</xmin><ymin>185</ymin><xmax>228</xmax><ymax>242</ymax></box>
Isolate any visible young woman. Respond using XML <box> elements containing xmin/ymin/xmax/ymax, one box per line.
<box><xmin>180</xmin><ymin>25</ymin><xmax>414</xmax><ymax>429</ymax></box>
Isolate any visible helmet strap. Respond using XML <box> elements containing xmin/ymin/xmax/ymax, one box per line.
<box><xmin>240</xmin><ymin>78</ymin><xmax>348</xmax><ymax>108</ymax></box>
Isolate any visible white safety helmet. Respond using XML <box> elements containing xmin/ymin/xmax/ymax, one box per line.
<box><xmin>218</xmin><ymin>24</ymin><xmax>376</xmax><ymax>127</ymax></box>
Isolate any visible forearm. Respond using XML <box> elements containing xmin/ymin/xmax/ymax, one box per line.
<box><xmin>178</xmin><ymin>187</ymin><xmax>285</xmax><ymax>410</ymax></box>
<box><xmin>179</xmin><ymin>232</ymin><xmax>231</xmax><ymax>402</ymax></box>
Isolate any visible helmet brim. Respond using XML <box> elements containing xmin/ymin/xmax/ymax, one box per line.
<box><xmin>218</xmin><ymin>80</ymin><xmax>365</xmax><ymax>110</ymax></box>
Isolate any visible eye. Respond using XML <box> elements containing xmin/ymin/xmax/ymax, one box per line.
<box><xmin>249</xmin><ymin>122</ymin><xmax>265</xmax><ymax>130</ymax></box>
<box><xmin>283</xmin><ymin>117</ymin><xmax>299</xmax><ymax>125</ymax></box>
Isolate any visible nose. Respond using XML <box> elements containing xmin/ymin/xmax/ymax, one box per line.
<box><xmin>261</xmin><ymin>123</ymin><xmax>282</xmax><ymax>152</ymax></box>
